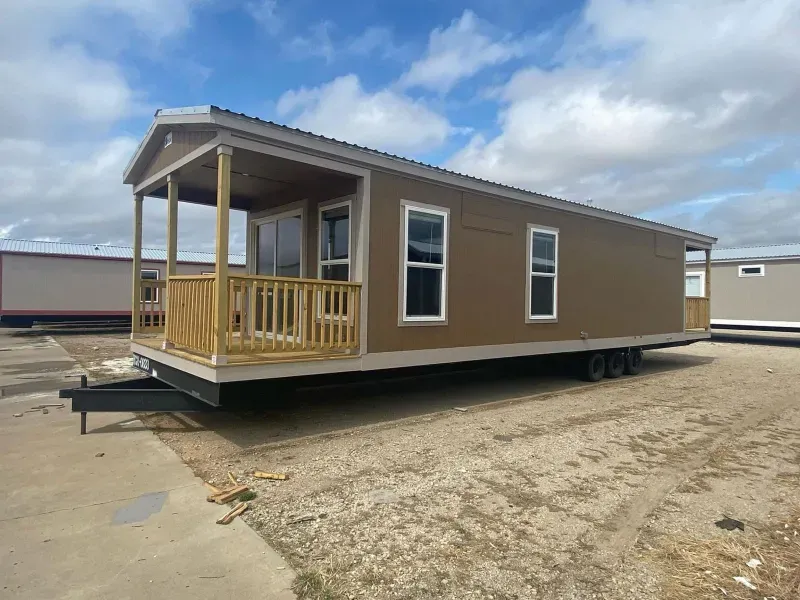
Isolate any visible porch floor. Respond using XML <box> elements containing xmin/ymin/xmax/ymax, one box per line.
<box><xmin>134</xmin><ymin>335</ymin><xmax>358</xmax><ymax>368</ymax></box>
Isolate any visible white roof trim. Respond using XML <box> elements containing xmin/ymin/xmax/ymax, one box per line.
<box><xmin>125</xmin><ymin>107</ymin><xmax>716</xmax><ymax>246</ymax></box>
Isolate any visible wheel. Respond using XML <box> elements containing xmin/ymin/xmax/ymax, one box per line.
<box><xmin>581</xmin><ymin>352</ymin><xmax>606</xmax><ymax>382</ymax></box>
<box><xmin>624</xmin><ymin>348</ymin><xmax>643</xmax><ymax>375</ymax></box>
<box><xmin>604</xmin><ymin>350</ymin><xmax>625</xmax><ymax>378</ymax></box>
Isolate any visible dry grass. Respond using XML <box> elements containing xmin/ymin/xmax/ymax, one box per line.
<box><xmin>655</xmin><ymin>511</ymin><xmax>800</xmax><ymax>599</ymax></box>
<box><xmin>292</xmin><ymin>557</ymin><xmax>352</xmax><ymax>600</ymax></box>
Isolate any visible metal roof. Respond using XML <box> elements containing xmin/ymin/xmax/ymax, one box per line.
<box><xmin>0</xmin><ymin>238</ymin><xmax>246</xmax><ymax>265</ymax></box>
<box><xmin>687</xmin><ymin>243</ymin><xmax>800</xmax><ymax>263</ymax></box>
<box><xmin>126</xmin><ymin>105</ymin><xmax>715</xmax><ymax>246</ymax></box>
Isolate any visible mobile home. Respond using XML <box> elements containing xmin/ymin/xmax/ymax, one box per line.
<box><xmin>67</xmin><ymin>105</ymin><xmax>716</xmax><ymax>408</ymax></box>
<box><xmin>686</xmin><ymin>243</ymin><xmax>800</xmax><ymax>330</ymax></box>
<box><xmin>0</xmin><ymin>239</ymin><xmax>244</xmax><ymax>327</ymax></box>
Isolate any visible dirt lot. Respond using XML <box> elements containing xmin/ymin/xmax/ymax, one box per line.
<box><xmin>54</xmin><ymin>331</ymin><xmax>139</xmax><ymax>381</ymax></box>
<box><xmin>56</xmin><ymin>333</ymin><xmax>800</xmax><ymax>599</ymax></box>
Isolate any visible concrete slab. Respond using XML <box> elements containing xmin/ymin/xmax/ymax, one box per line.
<box><xmin>0</xmin><ymin>330</ymin><xmax>83</xmax><ymax>399</ymax></box>
<box><xmin>0</xmin><ymin>330</ymin><xmax>296</xmax><ymax>599</ymax></box>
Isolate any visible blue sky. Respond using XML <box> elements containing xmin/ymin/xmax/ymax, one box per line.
<box><xmin>1</xmin><ymin>0</ymin><xmax>798</xmax><ymax>251</ymax></box>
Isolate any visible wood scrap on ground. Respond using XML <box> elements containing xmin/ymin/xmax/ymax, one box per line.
<box><xmin>253</xmin><ymin>471</ymin><xmax>287</xmax><ymax>480</ymax></box>
<box><xmin>217</xmin><ymin>501</ymin><xmax>248</xmax><ymax>525</ymax></box>
<box><xmin>208</xmin><ymin>484</ymin><xmax>249</xmax><ymax>504</ymax></box>
<box><xmin>204</xmin><ymin>482</ymin><xmax>222</xmax><ymax>495</ymax></box>
<box><xmin>32</xmin><ymin>403</ymin><xmax>65</xmax><ymax>409</ymax></box>
<box><xmin>227</xmin><ymin>471</ymin><xmax>238</xmax><ymax>486</ymax></box>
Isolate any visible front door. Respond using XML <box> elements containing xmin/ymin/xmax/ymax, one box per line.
<box><xmin>254</xmin><ymin>211</ymin><xmax>303</xmax><ymax>341</ymax></box>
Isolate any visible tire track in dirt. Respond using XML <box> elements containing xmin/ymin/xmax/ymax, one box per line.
<box><xmin>591</xmin><ymin>393</ymin><xmax>793</xmax><ymax>562</ymax></box>
<box><xmin>539</xmin><ymin>392</ymin><xmax>795</xmax><ymax>598</ymax></box>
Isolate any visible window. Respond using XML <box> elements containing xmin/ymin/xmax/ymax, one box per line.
<box><xmin>141</xmin><ymin>269</ymin><xmax>159</xmax><ymax>303</ymax></box>
<box><xmin>164</xmin><ymin>131</ymin><xmax>172</xmax><ymax>148</ymax></box>
<box><xmin>738</xmin><ymin>264</ymin><xmax>764</xmax><ymax>277</ymax></box>
<box><xmin>526</xmin><ymin>226</ymin><xmax>558</xmax><ymax>320</ymax></box>
<box><xmin>402</xmin><ymin>203</ymin><xmax>448</xmax><ymax>322</ymax></box>
<box><xmin>319</xmin><ymin>201</ymin><xmax>350</xmax><ymax>282</ymax></box>
<box><xmin>685</xmin><ymin>272</ymin><xmax>705</xmax><ymax>297</ymax></box>
<box><xmin>319</xmin><ymin>200</ymin><xmax>351</xmax><ymax>316</ymax></box>
<box><xmin>251</xmin><ymin>207</ymin><xmax>305</xmax><ymax>340</ymax></box>
<box><xmin>254</xmin><ymin>210</ymin><xmax>303</xmax><ymax>277</ymax></box>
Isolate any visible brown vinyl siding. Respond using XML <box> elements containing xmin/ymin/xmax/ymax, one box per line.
<box><xmin>247</xmin><ymin>179</ymin><xmax>358</xmax><ymax>278</ymax></box>
<box><xmin>140</xmin><ymin>130</ymin><xmax>217</xmax><ymax>182</ymax></box>
<box><xmin>696</xmin><ymin>260</ymin><xmax>800</xmax><ymax>322</ymax></box>
<box><xmin>367</xmin><ymin>171</ymin><xmax>685</xmax><ymax>353</ymax></box>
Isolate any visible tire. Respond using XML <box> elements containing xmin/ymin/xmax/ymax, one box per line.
<box><xmin>604</xmin><ymin>350</ymin><xmax>625</xmax><ymax>378</ymax></box>
<box><xmin>581</xmin><ymin>352</ymin><xmax>606</xmax><ymax>382</ymax></box>
<box><xmin>624</xmin><ymin>348</ymin><xmax>643</xmax><ymax>375</ymax></box>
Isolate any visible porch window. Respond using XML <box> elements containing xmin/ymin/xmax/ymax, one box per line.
<box><xmin>317</xmin><ymin>201</ymin><xmax>351</xmax><ymax>316</ymax></box>
<box><xmin>402</xmin><ymin>203</ymin><xmax>448</xmax><ymax>322</ymax></box>
<box><xmin>319</xmin><ymin>202</ymin><xmax>350</xmax><ymax>282</ymax></box>
<box><xmin>526</xmin><ymin>226</ymin><xmax>558</xmax><ymax>321</ymax></box>
<box><xmin>141</xmin><ymin>269</ymin><xmax>160</xmax><ymax>303</ymax></box>
<box><xmin>685</xmin><ymin>272</ymin><xmax>705</xmax><ymax>297</ymax></box>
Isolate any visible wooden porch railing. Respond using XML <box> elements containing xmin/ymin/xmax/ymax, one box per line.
<box><xmin>227</xmin><ymin>275</ymin><xmax>361</xmax><ymax>354</ymax></box>
<box><xmin>685</xmin><ymin>297</ymin><xmax>710</xmax><ymax>330</ymax></box>
<box><xmin>161</xmin><ymin>274</ymin><xmax>361</xmax><ymax>357</ymax></box>
<box><xmin>138</xmin><ymin>279</ymin><xmax>167</xmax><ymax>333</ymax></box>
<box><xmin>164</xmin><ymin>275</ymin><xmax>216</xmax><ymax>353</ymax></box>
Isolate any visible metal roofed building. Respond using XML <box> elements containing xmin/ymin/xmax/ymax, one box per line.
<box><xmin>686</xmin><ymin>242</ymin><xmax>800</xmax><ymax>330</ymax></box>
<box><xmin>0</xmin><ymin>238</ymin><xmax>245</xmax><ymax>326</ymax></box>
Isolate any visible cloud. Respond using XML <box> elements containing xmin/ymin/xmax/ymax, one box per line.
<box><xmin>0</xmin><ymin>136</ymin><xmax>247</xmax><ymax>251</ymax></box>
<box><xmin>0</xmin><ymin>0</ymin><xmax>204</xmax><ymax>45</ymax></box>
<box><xmin>0</xmin><ymin>45</ymin><xmax>142</xmax><ymax>139</ymax></box>
<box><xmin>247</xmin><ymin>0</ymin><xmax>282</xmax><ymax>35</ymax></box>
<box><xmin>346</xmin><ymin>26</ymin><xmax>407</xmax><ymax>60</ymax></box>
<box><xmin>282</xmin><ymin>22</ymin><xmax>408</xmax><ymax>63</ymax></box>
<box><xmin>667</xmin><ymin>190</ymin><xmax>800</xmax><ymax>247</ymax></box>
<box><xmin>446</xmin><ymin>0</ymin><xmax>800</xmax><ymax>245</ymax></box>
<box><xmin>0</xmin><ymin>0</ymin><xmax>239</xmax><ymax>250</ymax></box>
<box><xmin>398</xmin><ymin>10</ymin><xmax>527</xmax><ymax>93</ymax></box>
<box><xmin>285</xmin><ymin>21</ymin><xmax>336</xmax><ymax>63</ymax></box>
<box><xmin>276</xmin><ymin>74</ymin><xmax>455</xmax><ymax>153</ymax></box>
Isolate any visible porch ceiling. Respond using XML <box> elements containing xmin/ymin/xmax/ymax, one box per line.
<box><xmin>148</xmin><ymin>148</ymin><xmax>356</xmax><ymax>210</ymax></box>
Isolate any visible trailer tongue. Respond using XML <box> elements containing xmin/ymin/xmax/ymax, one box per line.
<box><xmin>59</xmin><ymin>375</ymin><xmax>216</xmax><ymax>434</ymax></box>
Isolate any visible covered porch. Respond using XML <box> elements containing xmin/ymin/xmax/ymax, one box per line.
<box><xmin>125</xmin><ymin>114</ymin><xmax>368</xmax><ymax>367</ymax></box>
<box><xmin>685</xmin><ymin>244</ymin><xmax>712</xmax><ymax>332</ymax></box>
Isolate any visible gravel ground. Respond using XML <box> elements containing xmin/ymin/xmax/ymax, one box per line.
<box><xmin>53</xmin><ymin>332</ymin><xmax>139</xmax><ymax>381</ymax></box>
<box><xmin>54</xmin><ymin>334</ymin><xmax>800</xmax><ymax>599</ymax></box>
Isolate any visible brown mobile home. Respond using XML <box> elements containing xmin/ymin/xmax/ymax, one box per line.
<box><xmin>0</xmin><ymin>239</ymin><xmax>244</xmax><ymax>327</ymax></box>
<box><xmin>87</xmin><ymin>105</ymin><xmax>715</xmax><ymax>404</ymax></box>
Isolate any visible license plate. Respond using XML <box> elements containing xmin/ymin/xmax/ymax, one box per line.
<box><xmin>132</xmin><ymin>353</ymin><xmax>152</xmax><ymax>374</ymax></box>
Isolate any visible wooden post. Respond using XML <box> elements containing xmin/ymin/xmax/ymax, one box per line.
<box><xmin>166</xmin><ymin>174</ymin><xmax>179</xmax><ymax>280</ymax></box>
<box><xmin>131</xmin><ymin>194</ymin><xmax>143</xmax><ymax>338</ymax></box>
<box><xmin>705</xmin><ymin>248</ymin><xmax>712</xmax><ymax>330</ymax></box>
<box><xmin>161</xmin><ymin>174</ymin><xmax>179</xmax><ymax>349</ymax></box>
<box><xmin>212</xmin><ymin>146</ymin><xmax>233</xmax><ymax>364</ymax></box>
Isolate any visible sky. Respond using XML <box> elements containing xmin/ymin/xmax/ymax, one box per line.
<box><xmin>1</xmin><ymin>0</ymin><xmax>799</xmax><ymax>253</ymax></box>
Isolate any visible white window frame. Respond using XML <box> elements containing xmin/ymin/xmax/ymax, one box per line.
<box><xmin>141</xmin><ymin>269</ymin><xmax>160</xmax><ymax>304</ymax></box>
<box><xmin>685</xmin><ymin>271</ymin><xmax>706</xmax><ymax>297</ymax></box>
<box><xmin>400</xmin><ymin>201</ymin><xmax>449</xmax><ymax>324</ymax></box>
<box><xmin>526</xmin><ymin>225</ymin><xmax>559</xmax><ymax>322</ymax></box>
<box><xmin>317</xmin><ymin>198</ymin><xmax>353</xmax><ymax>320</ymax></box>
<box><xmin>249</xmin><ymin>206</ymin><xmax>305</xmax><ymax>278</ymax></box>
<box><xmin>248</xmin><ymin>206</ymin><xmax>306</xmax><ymax>343</ymax></box>
<box><xmin>738</xmin><ymin>264</ymin><xmax>765</xmax><ymax>278</ymax></box>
